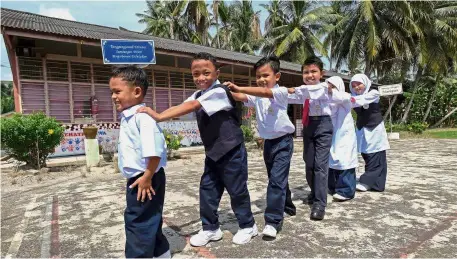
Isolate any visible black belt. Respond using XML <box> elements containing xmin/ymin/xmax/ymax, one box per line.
<box><xmin>309</xmin><ymin>115</ymin><xmax>331</xmax><ymax>121</ymax></box>
<box><xmin>266</xmin><ymin>133</ymin><xmax>293</xmax><ymax>141</ymax></box>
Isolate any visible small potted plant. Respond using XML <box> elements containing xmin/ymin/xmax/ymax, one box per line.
<box><xmin>82</xmin><ymin>125</ymin><xmax>98</xmax><ymax>139</ymax></box>
<box><xmin>163</xmin><ymin>130</ymin><xmax>183</xmax><ymax>159</ymax></box>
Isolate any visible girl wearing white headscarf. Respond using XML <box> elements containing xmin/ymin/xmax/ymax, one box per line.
<box><xmin>326</xmin><ymin>76</ymin><xmax>358</xmax><ymax>201</ymax></box>
<box><xmin>349</xmin><ymin>74</ymin><xmax>390</xmax><ymax>192</ymax></box>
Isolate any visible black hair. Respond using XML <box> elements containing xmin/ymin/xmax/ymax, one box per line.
<box><xmin>301</xmin><ymin>56</ymin><xmax>324</xmax><ymax>72</ymax></box>
<box><xmin>254</xmin><ymin>55</ymin><xmax>280</xmax><ymax>73</ymax></box>
<box><xmin>110</xmin><ymin>66</ymin><xmax>148</xmax><ymax>97</ymax></box>
<box><xmin>192</xmin><ymin>52</ymin><xmax>218</xmax><ymax>69</ymax></box>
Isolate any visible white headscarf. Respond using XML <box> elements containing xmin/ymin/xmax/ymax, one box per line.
<box><xmin>325</xmin><ymin>76</ymin><xmax>345</xmax><ymax>93</ymax></box>
<box><xmin>350</xmin><ymin>74</ymin><xmax>372</xmax><ymax>96</ymax></box>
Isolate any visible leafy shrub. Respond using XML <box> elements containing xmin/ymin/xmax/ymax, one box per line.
<box><xmin>163</xmin><ymin>130</ymin><xmax>183</xmax><ymax>152</ymax></box>
<box><xmin>406</xmin><ymin>122</ymin><xmax>428</xmax><ymax>134</ymax></box>
<box><xmin>241</xmin><ymin>125</ymin><xmax>254</xmax><ymax>142</ymax></box>
<box><xmin>0</xmin><ymin>112</ymin><xmax>64</xmax><ymax>168</ymax></box>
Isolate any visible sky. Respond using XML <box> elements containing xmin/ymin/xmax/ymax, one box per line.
<box><xmin>0</xmin><ymin>0</ymin><xmax>273</xmax><ymax>81</ymax></box>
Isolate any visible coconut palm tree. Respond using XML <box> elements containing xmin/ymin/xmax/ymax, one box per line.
<box><xmin>136</xmin><ymin>0</ymin><xmax>189</xmax><ymax>41</ymax></box>
<box><xmin>229</xmin><ymin>0</ymin><xmax>263</xmax><ymax>54</ymax></box>
<box><xmin>211</xmin><ymin>0</ymin><xmax>233</xmax><ymax>50</ymax></box>
<box><xmin>185</xmin><ymin>0</ymin><xmax>211</xmax><ymax>46</ymax></box>
<box><xmin>262</xmin><ymin>1</ymin><xmax>337</xmax><ymax>63</ymax></box>
<box><xmin>401</xmin><ymin>1</ymin><xmax>457</xmax><ymax>123</ymax></box>
<box><xmin>260</xmin><ymin>0</ymin><xmax>286</xmax><ymax>56</ymax></box>
<box><xmin>328</xmin><ymin>1</ymin><xmax>427</xmax><ymax>76</ymax></box>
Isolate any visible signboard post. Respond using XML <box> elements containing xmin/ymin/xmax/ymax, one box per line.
<box><xmin>101</xmin><ymin>39</ymin><xmax>156</xmax><ymax>65</ymax></box>
<box><xmin>379</xmin><ymin>83</ymin><xmax>403</xmax><ymax>140</ymax></box>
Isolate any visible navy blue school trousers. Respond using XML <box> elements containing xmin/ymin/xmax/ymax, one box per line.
<box><xmin>328</xmin><ymin>168</ymin><xmax>356</xmax><ymax>199</ymax></box>
<box><xmin>360</xmin><ymin>150</ymin><xmax>388</xmax><ymax>191</ymax></box>
<box><xmin>200</xmin><ymin>143</ymin><xmax>255</xmax><ymax>231</ymax></box>
<box><xmin>302</xmin><ymin>116</ymin><xmax>333</xmax><ymax>209</ymax></box>
<box><xmin>125</xmin><ymin>168</ymin><xmax>169</xmax><ymax>258</ymax></box>
<box><xmin>263</xmin><ymin>134</ymin><xmax>295</xmax><ymax>229</ymax></box>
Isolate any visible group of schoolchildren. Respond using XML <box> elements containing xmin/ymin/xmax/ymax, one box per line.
<box><xmin>109</xmin><ymin>52</ymin><xmax>390</xmax><ymax>258</ymax></box>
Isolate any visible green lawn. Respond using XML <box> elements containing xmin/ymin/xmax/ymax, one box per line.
<box><xmin>398</xmin><ymin>128</ymin><xmax>457</xmax><ymax>139</ymax></box>
<box><xmin>426</xmin><ymin>129</ymin><xmax>457</xmax><ymax>139</ymax></box>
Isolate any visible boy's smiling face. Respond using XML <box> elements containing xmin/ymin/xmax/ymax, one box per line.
<box><xmin>255</xmin><ymin>63</ymin><xmax>280</xmax><ymax>89</ymax></box>
<box><xmin>110</xmin><ymin>77</ymin><xmax>142</xmax><ymax>112</ymax></box>
<box><xmin>302</xmin><ymin>64</ymin><xmax>324</xmax><ymax>85</ymax></box>
<box><xmin>191</xmin><ymin>59</ymin><xmax>220</xmax><ymax>90</ymax></box>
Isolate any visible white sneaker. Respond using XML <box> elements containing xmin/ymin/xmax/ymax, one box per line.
<box><xmin>356</xmin><ymin>183</ymin><xmax>369</xmax><ymax>192</ymax></box>
<box><xmin>154</xmin><ymin>250</ymin><xmax>171</xmax><ymax>258</ymax></box>
<box><xmin>262</xmin><ymin>225</ymin><xmax>277</xmax><ymax>238</ymax></box>
<box><xmin>333</xmin><ymin>193</ymin><xmax>350</xmax><ymax>201</ymax></box>
<box><xmin>189</xmin><ymin>228</ymin><xmax>223</xmax><ymax>247</ymax></box>
<box><xmin>232</xmin><ymin>225</ymin><xmax>258</xmax><ymax>245</ymax></box>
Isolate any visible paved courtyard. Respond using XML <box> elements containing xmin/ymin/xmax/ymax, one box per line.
<box><xmin>2</xmin><ymin>138</ymin><xmax>457</xmax><ymax>258</ymax></box>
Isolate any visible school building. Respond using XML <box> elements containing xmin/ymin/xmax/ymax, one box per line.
<box><xmin>1</xmin><ymin>8</ymin><xmax>353</xmax><ymax>155</ymax></box>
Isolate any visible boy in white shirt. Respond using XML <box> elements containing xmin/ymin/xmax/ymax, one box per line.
<box><xmin>137</xmin><ymin>52</ymin><xmax>257</xmax><ymax>246</ymax></box>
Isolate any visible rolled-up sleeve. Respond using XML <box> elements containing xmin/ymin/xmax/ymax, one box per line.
<box><xmin>271</xmin><ymin>87</ymin><xmax>289</xmax><ymax>107</ymax></box>
<box><xmin>196</xmin><ymin>88</ymin><xmax>233</xmax><ymax>116</ymax></box>
<box><xmin>137</xmin><ymin>113</ymin><xmax>166</xmax><ymax>158</ymax></box>
<box><xmin>244</xmin><ymin>95</ymin><xmax>256</xmax><ymax>107</ymax></box>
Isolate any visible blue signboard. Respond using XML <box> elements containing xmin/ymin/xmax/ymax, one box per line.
<box><xmin>101</xmin><ymin>39</ymin><xmax>156</xmax><ymax>64</ymax></box>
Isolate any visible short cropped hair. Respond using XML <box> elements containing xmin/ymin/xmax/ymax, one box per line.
<box><xmin>254</xmin><ymin>55</ymin><xmax>280</xmax><ymax>73</ymax></box>
<box><xmin>302</xmin><ymin>56</ymin><xmax>324</xmax><ymax>72</ymax></box>
<box><xmin>110</xmin><ymin>66</ymin><xmax>149</xmax><ymax>96</ymax></box>
<box><xmin>192</xmin><ymin>52</ymin><xmax>218</xmax><ymax>69</ymax></box>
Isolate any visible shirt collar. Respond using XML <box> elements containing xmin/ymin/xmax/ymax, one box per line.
<box><xmin>121</xmin><ymin>103</ymin><xmax>145</xmax><ymax>119</ymax></box>
<box><xmin>201</xmin><ymin>80</ymin><xmax>221</xmax><ymax>95</ymax></box>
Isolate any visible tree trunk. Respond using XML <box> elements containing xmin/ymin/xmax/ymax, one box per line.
<box><xmin>170</xmin><ymin>22</ymin><xmax>174</xmax><ymax>40</ymax></box>
<box><xmin>401</xmin><ymin>66</ymin><xmax>423</xmax><ymax>124</ymax></box>
<box><xmin>422</xmin><ymin>74</ymin><xmax>440</xmax><ymax>123</ymax></box>
<box><xmin>329</xmin><ymin>44</ymin><xmax>333</xmax><ymax>71</ymax></box>
<box><xmin>430</xmin><ymin>107</ymin><xmax>457</xmax><ymax>128</ymax></box>
<box><xmin>383</xmin><ymin>95</ymin><xmax>398</xmax><ymax>121</ymax></box>
<box><xmin>364</xmin><ymin>57</ymin><xmax>372</xmax><ymax>76</ymax></box>
<box><xmin>216</xmin><ymin>25</ymin><xmax>220</xmax><ymax>48</ymax></box>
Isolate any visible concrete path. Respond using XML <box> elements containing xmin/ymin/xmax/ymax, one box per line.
<box><xmin>2</xmin><ymin>139</ymin><xmax>457</xmax><ymax>258</ymax></box>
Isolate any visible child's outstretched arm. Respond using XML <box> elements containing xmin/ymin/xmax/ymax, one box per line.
<box><xmin>330</xmin><ymin>90</ymin><xmax>352</xmax><ymax>104</ymax></box>
<box><xmin>137</xmin><ymin>101</ymin><xmax>201</xmax><ymax>122</ymax></box>
<box><xmin>351</xmin><ymin>90</ymin><xmax>380</xmax><ymax>107</ymax></box>
<box><xmin>231</xmin><ymin>92</ymin><xmax>248</xmax><ymax>102</ymax></box>
<box><xmin>286</xmin><ymin>83</ymin><xmax>329</xmax><ymax>104</ymax></box>
<box><xmin>294</xmin><ymin>83</ymin><xmax>330</xmax><ymax>100</ymax></box>
<box><xmin>224</xmin><ymin>81</ymin><xmax>274</xmax><ymax>98</ymax></box>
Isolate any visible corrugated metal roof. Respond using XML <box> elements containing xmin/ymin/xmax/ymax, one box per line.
<box><xmin>1</xmin><ymin>7</ymin><xmax>349</xmax><ymax>78</ymax></box>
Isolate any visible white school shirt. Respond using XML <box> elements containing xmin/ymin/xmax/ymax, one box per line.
<box><xmin>326</xmin><ymin>76</ymin><xmax>358</xmax><ymax>170</ymax></box>
<box><xmin>118</xmin><ymin>103</ymin><xmax>167</xmax><ymax>179</ymax></box>
<box><xmin>243</xmin><ymin>85</ymin><xmax>294</xmax><ymax>139</ymax></box>
<box><xmin>286</xmin><ymin>82</ymin><xmax>332</xmax><ymax>116</ymax></box>
<box><xmin>351</xmin><ymin>90</ymin><xmax>390</xmax><ymax>153</ymax></box>
<box><xmin>286</xmin><ymin>83</ymin><xmax>330</xmax><ymax>105</ymax></box>
<box><xmin>182</xmin><ymin>80</ymin><xmax>234</xmax><ymax>119</ymax></box>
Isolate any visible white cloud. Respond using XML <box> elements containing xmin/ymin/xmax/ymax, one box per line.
<box><xmin>39</xmin><ymin>5</ymin><xmax>76</xmax><ymax>21</ymax></box>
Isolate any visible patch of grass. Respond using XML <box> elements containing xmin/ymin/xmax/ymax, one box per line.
<box><xmin>398</xmin><ymin>128</ymin><xmax>457</xmax><ymax>139</ymax></box>
<box><xmin>426</xmin><ymin>129</ymin><xmax>457</xmax><ymax>139</ymax></box>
